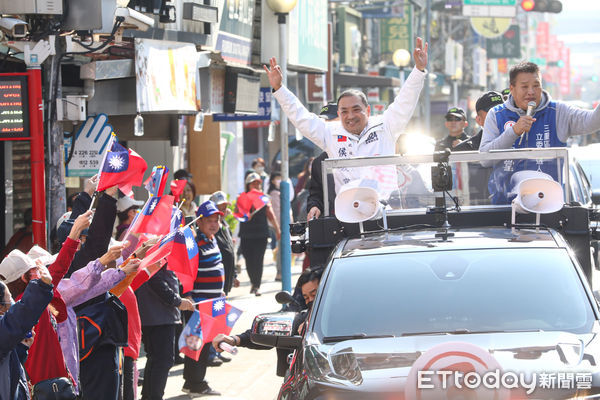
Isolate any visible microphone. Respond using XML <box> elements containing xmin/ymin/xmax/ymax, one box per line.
<box><xmin>526</xmin><ymin>101</ymin><xmax>536</xmax><ymax>117</ymax></box>
<box><xmin>518</xmin><ymin>101</ymin><xmax>537</xmax><ymax>145</ymax></box>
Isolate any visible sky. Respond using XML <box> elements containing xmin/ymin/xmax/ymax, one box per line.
<box><xmin>551</xmin><ymin>0</ymin><xmax>600</xmax><ymax>71</ymax></box>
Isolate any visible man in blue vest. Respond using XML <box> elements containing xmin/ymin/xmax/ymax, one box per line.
<box><xmin>480</xmin><ymin>61</ymin><xmax>600</xmax><ymax>154</ymax></box>
<box><xmin>480</xmin><ymin>61</ymin><xmax>600</xmax><ymax>203</ymax></box>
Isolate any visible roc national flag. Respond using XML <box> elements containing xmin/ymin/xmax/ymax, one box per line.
<box><xmin>233</xmin><ymin>189</ymin><xmax>270</xmax><ymax>222</ymax></box>
<box><xmin>145</xmin><ymin>166</ymin><xmax>169</xmax><ymax>197</ymax></box>
<box><xmin>97</xmin><ymin>138</ymin><xmax>148</xmax><ymax>192</ymax></box>
<box><xmin>170</xmin><ymin>179</ymin><xmax>188</xmax><ymax>203</ymax></box>
<box><xmin>130</xmin><ymin>195</ymin><xmax>174</xmax><ymax>235</ymax></box>
<box><xmin>180</xmin><ymin>297</ymin><xmax>243</xmax><ymax>360</ymax></box>
<box><xmin>197</xmin><ymin>297</ymin><xmax>243</xmax><ymax>339</ymax></box>
<box><xmin>130</xmin><ymin>231</ymin><xmax>176</xmax><ymax>291</ymax></box>
<box><xmin>166</xmin><ymin>227</ymin><xmax>198</xmax><ymax>294</ymax></box>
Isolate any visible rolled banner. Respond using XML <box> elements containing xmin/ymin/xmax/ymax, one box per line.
<box><xmin>219</xmin><ymin>342</ymin><xmax>238</xmax><ymax>355</ymax></box>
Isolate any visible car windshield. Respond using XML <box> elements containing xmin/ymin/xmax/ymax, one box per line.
<box><xmin>314</xmin><ymin>248</ymin><xmax>595</xmax><ymax>339</ymax></box>
<box><xmin>322</xmin><ymin>149</ymin><xmax>571</xmax><ymax>212</ymax></box>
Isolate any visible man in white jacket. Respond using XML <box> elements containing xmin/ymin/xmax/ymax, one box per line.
<box><xmin>264</xmin><ymin>37</ymin><xmax>429</xmax><ymax>195</ymax></box>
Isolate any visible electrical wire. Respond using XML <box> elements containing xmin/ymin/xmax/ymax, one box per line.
<box><xmin>444</xmin><ymin>190</ymin><xmax>461</xmax><ymax>212</ymax></box>
<box><xmin>49</xmin><ymin>17</ymin><xmax>124</xmax><ymax>169</ymax></box>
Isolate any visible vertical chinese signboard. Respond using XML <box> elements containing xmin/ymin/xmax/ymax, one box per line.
<box><xmin>380</xmin><ymin>4</ymin><xmax>412</xmax><ymax>62</ymax></box>
<box><xmin>536</xmin><ymin>22</ymin><xmax>549</xmax><ymax>59</ymax></box>
<box><xmin>0</xmin><ymin>70</ymin><xmax>46</xmax><ymax>248</ymax></box>
<box><xmin>214</xmin><ymin>0</ymin><xmax>255</xmax><ymax>65</ymax></box>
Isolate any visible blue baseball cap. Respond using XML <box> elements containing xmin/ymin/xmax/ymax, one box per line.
<box><xmin>196</xmin><ymin>200</ymin><xmax>224</xmax><ymax>218</ymax></box>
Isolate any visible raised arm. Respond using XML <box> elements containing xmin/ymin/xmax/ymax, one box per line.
<box><xmin>267</xmin><ymin>57</ymin><xmax>330</xmax><ymax>150</ymax></box>
<box><xmin>383</xmin><ymin>37</ymin><xmax>427</xmax><ymax>139</ymax></box>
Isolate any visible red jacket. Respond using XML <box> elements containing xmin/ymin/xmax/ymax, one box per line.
<box><xmin>48</xmin><ymin>237</ymin><xmax>79</xmax><ymax>323</ymax></box>
<box><xmin>120</xmin><ymin>287</ymin><xmax>142</xmax><ymax>359</ymax></box>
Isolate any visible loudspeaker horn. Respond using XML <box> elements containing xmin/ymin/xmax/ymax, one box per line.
<box><xmin>510</xmin><ymin>171</ymin><xmax>564</xmax><ymax>214</ymax></box>
<box><xmin>335</xmin><ymin>180</ymin><xmax>381</xmax><ymax>223</ymax></box>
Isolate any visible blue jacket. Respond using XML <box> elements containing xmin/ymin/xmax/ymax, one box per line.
<box><xmin>0</xmin><ymin>280</ymin><xmax>54</xmax><ymax>400</ymax></box>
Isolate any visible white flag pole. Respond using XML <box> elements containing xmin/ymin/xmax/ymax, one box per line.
<box><xmin>88</xmin><ymin>133</ymin><xmax>115</xmax><ymax>211</ymax></box>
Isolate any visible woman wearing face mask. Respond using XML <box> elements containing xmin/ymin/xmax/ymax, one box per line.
<box><xmin>246</xmin><ymin>158</ymin><xmax>268</xmax><ymax>192</ymax></box>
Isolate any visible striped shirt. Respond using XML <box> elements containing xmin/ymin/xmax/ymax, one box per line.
<box><xmin>188</xmin><ymin>232</ymin><xmax>224</xmax><ymax>299</ymax></box>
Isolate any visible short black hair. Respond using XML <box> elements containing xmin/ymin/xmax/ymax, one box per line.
<box><xmin>337</xmin><ymin>89</ymin><xmax>368</xmax><ymax>108</ymax></box>
<box><xmin>251</xmin><ymin>158</ymin><xmax>265</xmax><ymax>168</ymax></box>
<box><xmin>117</xmin><ymin>206</ymin><xmax>137</xmax><ymax>224</ymax></box>
<box><xmin>296</xmin><ymin>266</ymin><xmax>324</xmax><ymax>290</ymax></box>
<box><xmin>174</xmin><ymin>169</ymin><xmax>192</xmax><ymax>180</ymax></box>
<box><xmin>0</xmin><ymin>281</ymin><xmax>6</xmax><ymax>302</ymax></box>
<box><xmin>509</xmin><ymin>61</ymin><xmax>540</xmax><ymax>86</ymax></box>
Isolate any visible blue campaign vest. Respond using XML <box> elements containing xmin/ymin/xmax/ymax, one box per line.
<box><xmin>489</xmin><ymin>101</ymin><xmax>565</xmax><ymax>204</ymax></box>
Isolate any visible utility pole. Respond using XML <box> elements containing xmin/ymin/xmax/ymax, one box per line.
<box><xmin>44</xmin><ymin>38</ymin><xmax>66</xmax><ymax>245</ymax></box>
<box><xmin>424</xmin><ymin>0</ymin><xmax>432</xmax><ymax>135</ymax></box>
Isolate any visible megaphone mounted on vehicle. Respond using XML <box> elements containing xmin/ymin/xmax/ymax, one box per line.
<box><xmin>334</xmin><ymin>179</ymin><xmax>388</xmax><ymax>235</ymax></box>
<box><xmin>335</xmin><ymin>179</ymin><xmax>382</xmax><ymax>224</ymax></box>
<box><xmin>509</xmin><ymin>170</ymin><xmax>564</xmax><ymax>233</ymax></box>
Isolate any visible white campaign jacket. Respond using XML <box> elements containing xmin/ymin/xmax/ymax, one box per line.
<box><xmin>273</xmin><ymin>67</ymin><xmax>426</xmax><ymax>195</ymax></box>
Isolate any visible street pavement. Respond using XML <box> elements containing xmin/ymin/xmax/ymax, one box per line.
<box><xmin>137</xmin><ymin>249</ymin><xmax>305</xmax><ymax>399</ymax></box>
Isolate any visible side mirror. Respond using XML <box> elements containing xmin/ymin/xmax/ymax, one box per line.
<box><xmin>592</xmin><ymin>190</ymin><xmax>600</xmax><ymax>206</ymax></box>
<box><xmin>275</xmin><ymin>291</ymin><xmax>296</xmax><ymax>305</ymax></box>
<box><xmin>250</xmin><ymin>312</ymin><xmax>302</xmax><ymax>349</ymax></box>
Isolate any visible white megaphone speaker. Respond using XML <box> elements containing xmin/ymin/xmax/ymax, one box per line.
<box><xmin>335</xmin><ymin>179</ymin><xmax>382</xmax><ymax>224</ymax></box>
<box><xmin>510</xmin><ymin>170</ymin><xmax>564</xmax><ymax>233</ymax></box>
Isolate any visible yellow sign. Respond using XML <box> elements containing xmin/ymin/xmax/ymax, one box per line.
<box><xmin>470</xmin><ymin>17</ymin><xmax>511</xmax><ymax>38</ymax></box>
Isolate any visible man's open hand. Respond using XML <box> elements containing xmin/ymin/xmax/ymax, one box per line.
<box><xmin>263</xmin><ymin>57</ymin><xmax>283</xmax><ymax>91</ymax></box>
<box><xmin>413</xmin><ymin>37</ymin><xmax>429</xmax><ymax>72</ymax></box>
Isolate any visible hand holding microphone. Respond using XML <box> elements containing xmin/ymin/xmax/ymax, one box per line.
<box><xmin>516</xmin><ymin>101</ymin><xmax>537</xmax><ymax>145</ymax></box>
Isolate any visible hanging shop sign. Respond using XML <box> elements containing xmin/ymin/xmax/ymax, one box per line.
<box><xmin>135</xmin><ymin>39</ymin><xmax>198</xmax><ymax>113</ymax></box>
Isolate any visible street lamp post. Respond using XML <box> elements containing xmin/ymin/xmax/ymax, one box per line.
<box><xmin>266</xmin><ymin>0</ymin><xmax>297</xmax><ymax>292</ymax></box>
<box><xmin>424</xmin><ymin>0</ymin><xmax>432</xmax><ymax>135</ymax></box>
<box><xmin>393</xmin><ymin>48</ymin><xmax>411</xmax><ymax>86</ymax></box>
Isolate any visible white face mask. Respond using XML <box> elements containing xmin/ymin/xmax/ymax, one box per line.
<box><xmin>255</xmin><ymin>166</ymin><xmax>265</xmax><ymax>174</ymax></box>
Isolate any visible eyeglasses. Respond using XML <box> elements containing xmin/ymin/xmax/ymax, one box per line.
<box><xmin>446</xmin><ymin>117</ymin><xmax>464</xmax><ymax>122</ymax></box>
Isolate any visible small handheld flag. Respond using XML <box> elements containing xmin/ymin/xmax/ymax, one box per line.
<box><xmin>97</xmin><ymin>138</ymin><xmax>148</xmax><ymax>192</ymax></box>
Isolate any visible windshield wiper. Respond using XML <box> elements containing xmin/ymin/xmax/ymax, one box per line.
<box><xmin>322</xmin><ymin>333</ymin><xmax>395</xmax><ymax>343</ymax></box>
<box><xmin>401</xmin><ymin>329</ymin><xmax>544</xmax><ymax>337</ymax></box>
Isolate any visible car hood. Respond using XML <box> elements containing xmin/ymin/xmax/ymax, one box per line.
<box><xmin>304</xmin><ymin>330</ymin><xmax>600</xmax><ymax>397</ymax></box>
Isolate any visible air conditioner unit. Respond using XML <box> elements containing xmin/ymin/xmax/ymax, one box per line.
<box><xmin>224</xmin><ymin>70</ymin><xmax>260</xmax><ymax>114</ymax></box>
<box><xmin>0</xmin><ymin>0</ymin><xmax>63</xmax><ymax>14</ymax></box>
